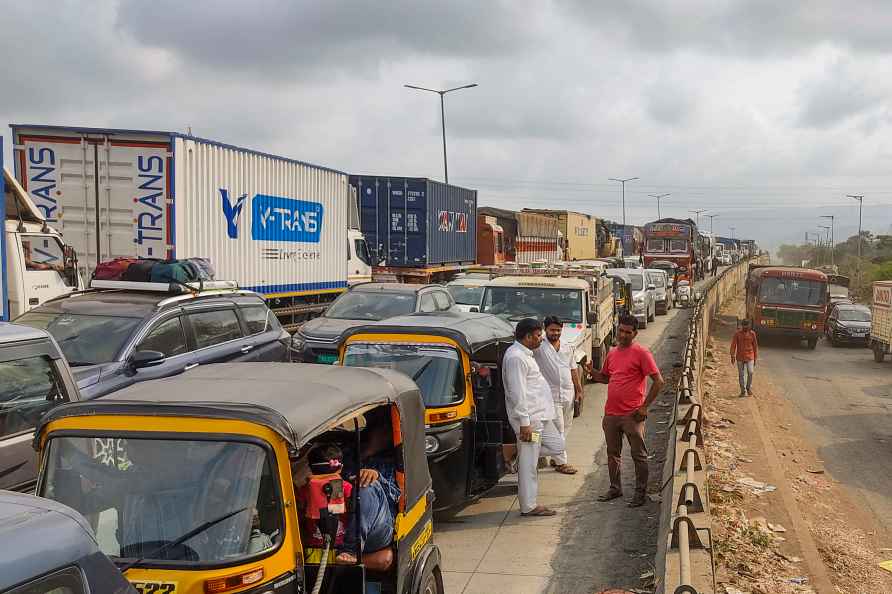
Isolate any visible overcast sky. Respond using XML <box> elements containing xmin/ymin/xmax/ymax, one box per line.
<box><xmin>5</xmin><ymin>1</ymin><xmax>892</xmax><ymax>252</ymax></box>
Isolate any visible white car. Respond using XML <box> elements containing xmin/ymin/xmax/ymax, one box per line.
<box><xmin>446</xmin><ymin>276</ymin><xmax>490</xmax><ymax>312</ymax></box>
<box><xmin>607</xmin><ymin>269</ymin><xmax>656</xmax><ymax>329</ymax></box>
<box><xmin>645</xmin><ymin>269</ymin><xmax>672</xmax><ymax>315</ymax></box>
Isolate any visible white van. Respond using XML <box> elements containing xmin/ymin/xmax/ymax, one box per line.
<box><xmin>446</xmin><ymin>275</ymin><xmax>490</xmax><ymax>312</ymax></box>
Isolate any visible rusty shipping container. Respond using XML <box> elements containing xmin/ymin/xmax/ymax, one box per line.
<box><xmin>477</xmin><ymin>206</ymin><xmax>562</xmax><ymax>264</ymax></box>
<box><xmin>523</xmin><ymin>209</ymin><xmax>597</xmax><ymax>261</ymax></box>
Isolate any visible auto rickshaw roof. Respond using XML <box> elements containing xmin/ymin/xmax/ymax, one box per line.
<box><xmin>37</xmin><ymin>363</ymin><xmax>423</xmax><ymax>450</ymax></box>
<box><xmin>341</xmin><ymin>311</ymin><xmax>515</xmax><ymax>355</ymax></box>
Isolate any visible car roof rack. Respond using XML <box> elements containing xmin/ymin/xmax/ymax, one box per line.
<box><xmin>88</xmin><ymin>279</ymin><xmax>240</xmax><ymax>294</ymax></box>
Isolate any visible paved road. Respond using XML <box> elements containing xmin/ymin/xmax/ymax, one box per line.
<box><xmin>435</xmin><ymin>274</ymin><xmax>722</xmax><ymax>593</ymax></box>
<box><xmin>756</xmin><ymin>332</ymin><xmax>892</xmax><ymax>538</ymax></box>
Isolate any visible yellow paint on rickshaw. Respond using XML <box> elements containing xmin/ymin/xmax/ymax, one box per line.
<box><xmin>340</xmin><ymin>333</ymin><xmax>474</xmax><ymax>425</ymax></box>
<box><xmin>39</xmin><ymin>415</ymin><xmax>302</xmax><ymax>594</ymax></box>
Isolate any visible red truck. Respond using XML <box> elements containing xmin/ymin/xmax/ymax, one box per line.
<box><xmin>643</xmin><ymin>218</ymin><xmax>703</xmax><ymax>282</ymax></box>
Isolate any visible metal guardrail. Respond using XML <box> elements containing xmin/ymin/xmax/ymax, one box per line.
<box><xmin>659</xmin><ymin>260</ymin><xmax>758</xmax><ymax>594</ymax></box>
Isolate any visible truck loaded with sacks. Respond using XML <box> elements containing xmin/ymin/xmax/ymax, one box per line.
<box><xmin>11</xmin><ymin>125</ymin><xmax>371</xmax><ymax>331</ymax></box>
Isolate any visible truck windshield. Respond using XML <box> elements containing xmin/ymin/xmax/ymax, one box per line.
<box><xmin>16</xmin><ymin>312</ymin><xmax>142</xmax><ymax>366</ymax></box>
<box><xmin>481</xmin><ymin>287</ymin><xmax>583</xmax><ymax>323</ymax></box>
<box><xmin>324</xmin><ymin>291</ymin><xmax>416</xmax><ymax>320</ymax></box>
<box><xmin>447</xmin><ymin>284</ymin><xmax>485</xmax><ymax>306</ymax></box>
<box><xmin>670</xmin><ymin>239</ymin><xmax>688</xmax><ymax>253</ymax></box>
<box><xmin>758</xmin><ymin>278</ymin><xmax>826</xmax><ymax>307</ymax></box>
<box><xmin>41</xmin><ymin>437</ymin><xmax>282</xmax><ymax>566</ymax></box>
<box><xmin>646</xmin><ymin>239</ymin><xmax>665</xmax><ymax>253</ymax></box>
<box><xmin>343</xmin><ymin>343</ymin><xmax>463</xmax><ymax>407</ymax></box>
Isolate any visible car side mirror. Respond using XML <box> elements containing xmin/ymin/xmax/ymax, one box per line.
<box><xmin>469</xmin><ymin>306</ymin><xmax>479</xmax><ymax>313</ymax></box>
<box><xmin>130</xmin><ymin>350</ymin><xmax>165</xmax><ymax>370</ymax></box>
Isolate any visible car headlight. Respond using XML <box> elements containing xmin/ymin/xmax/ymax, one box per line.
<box><xmin>291</xmin><ymin>334</ymin><xmax>306</xmax><ymax>350</ymax></box>
<box><xmin>425</xmin><ymin>435</ymin><xmax>439</xmax><ymax>454</ymax></box>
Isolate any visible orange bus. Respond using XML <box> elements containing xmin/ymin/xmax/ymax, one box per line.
<box><xmin>745</xmin><ymin>266</ymin><xmax>829</xmax><ymax>349</ymax></box>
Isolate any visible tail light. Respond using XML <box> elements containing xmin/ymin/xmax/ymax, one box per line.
<box><xmin>205</xmin><ymin>568</ymin><xmax>264</xmax><ymax>593</ymax></box>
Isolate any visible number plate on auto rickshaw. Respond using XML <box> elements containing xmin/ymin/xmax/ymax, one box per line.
<box><xmin>130</xmin><ymin>581</ymin><xmax>177</xmax><ymax>594</ymax></box>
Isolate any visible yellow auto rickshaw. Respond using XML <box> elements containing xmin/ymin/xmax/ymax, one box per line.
<box><xmin>34</xmin><ymin>363</ymin><xmax>442</xmax><ymax>594</ymax></box>
<box><xmin>339</xmin><ymin>311</ymin><xmax>515</xmax><ymax>515</ymax></box>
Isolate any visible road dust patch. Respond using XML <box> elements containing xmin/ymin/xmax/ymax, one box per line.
<box><xmin>701</xmin><ymin>296</ymin><xmax>892</xmax><ymax>594</ymax></box>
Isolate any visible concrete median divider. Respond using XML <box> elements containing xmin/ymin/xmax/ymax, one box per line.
<box><xmin>655</xmin><ymin>260</ymin><xmax>758</xmax><ymax>594</ymax></box>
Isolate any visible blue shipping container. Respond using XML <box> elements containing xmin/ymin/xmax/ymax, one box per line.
<box><xmin>349</xmin><ymin>176</ymin><xmax>477</xmax><ymax>267</ymax></box>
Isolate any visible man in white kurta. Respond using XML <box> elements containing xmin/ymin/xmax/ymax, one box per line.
<box><xmin>502</xmin><ymin>318</ymin><xmax>565</xmax><ymax>516</ymax></box>
<box><xmin>533</xmin><ymin>316</ymin><xmax>582</xmax><ymax>474</ymax></box>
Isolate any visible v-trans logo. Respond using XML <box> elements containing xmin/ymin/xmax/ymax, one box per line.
<box><xmin>218</xmin><ymin>189</ymin><xmax>324</xmax><ymax>243</ymax></box>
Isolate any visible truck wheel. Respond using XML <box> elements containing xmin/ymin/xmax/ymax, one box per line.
<box><xmin>874</xmin><ymin>344</ymin><xmax>886</xmax><ymax>363</ymax></box>
<box><xmin>807</xmin><ymin>337</ymin><xmax>818</xmax><ymax>350</ymax></box>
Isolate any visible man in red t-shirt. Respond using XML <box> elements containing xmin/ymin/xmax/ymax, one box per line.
<box><xmin>587</xmin><ymin>313</ymin><xmax>665</xmax><ymax>507</ymax></box>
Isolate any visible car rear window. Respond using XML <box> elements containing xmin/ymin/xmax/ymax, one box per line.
<box><xmin>189</xmin><ymin>309</ymin><xmax>243</xmax><ymax>348</ymax></box>
<box><xmin>241</xmin><ymin>304</ymin><xmax>282</xmax><ymax>335</ymax></box>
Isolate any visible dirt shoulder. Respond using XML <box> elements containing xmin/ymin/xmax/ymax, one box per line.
<box><xmin>701</xmin><ymin>296</ymin><xmax>892</xmax><ymax>594</ymax></box>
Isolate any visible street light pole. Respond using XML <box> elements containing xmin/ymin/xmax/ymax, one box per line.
<box><xmin>609</xmin><ymin>177</ymin><xmax>639</xmax><ymax>227</ymax></box>
<box><xmin>404</xmin><ymin>83</ymin><xmax>478</xmax><ymax>184</ymax></box>
<box><xmin>690</xmin><ymin>209</ymin><xmax>707</xmax><ymax>227</ymax></box>
<box><xmin>648</xmin><ymin>193</ymin><xmax>670</xmax><ymax>219</ymax></box>
<box><xmin>705</xmin><ymin>214</ymin><xmax>719</xmax><ymax>236</ymax></box>
<box><xmin>820</xmin><ymin>215</ymin><xmax>835</xmax><ymax>265</ymax></box>
<box><xmin>847</xmin><ymin>195</ymin><xmax>864</xmax><ymax>287</ymax></box>
<box><xmin>819</xmin><ymin>225</ymin><xmax>831</xmax><ymax>266</ymax></box>
<box><xmin>729</xmin><ymin>226</ymin><xmax>736</xmax><ymax>240</ymax></box>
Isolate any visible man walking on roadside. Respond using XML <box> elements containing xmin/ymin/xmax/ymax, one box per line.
<box><xmin>503</xmin><ymin>318</ymin><xmax>566</xmax><ymax>517</ymax></box>
<box><xmin>534</xmin><ymin>316</ymin><xmax>583</xmax><ymax>476</ymax></box>
<box><xmin>731</xmin><ymin>318</ymin><xmax>758</xmax><ymax>396</ymax></box>
<box><xmin>587</xmin><ymin>314</ymin><xmax>664</xmax><ymax>507</ymax></box>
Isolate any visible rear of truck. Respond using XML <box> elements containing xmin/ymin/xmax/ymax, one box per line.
<box><xmin>12</xmin><ymin>125</ymin><xmax>353</xmax><ymax>331</ymax></box>
<box><xmin>870</xmin><ymin>281</ymin><xmax>892</xmax><ymax>362</ymax></box>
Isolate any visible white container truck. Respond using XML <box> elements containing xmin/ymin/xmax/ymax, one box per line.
<box><xmin>11</xmin><ymin>125</ymin><xmax>371</xmax><ymax>330</ymax></box>
<box><xmin>1</xmin><ymin>138</ymin><xmax>82</xmax><ymax>320</ymax></box>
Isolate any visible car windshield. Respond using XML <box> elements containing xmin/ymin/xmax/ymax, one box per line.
<box><xmin>628</xmin><ymin>274</ymin><xmax>644</xmax><ymax>291</ymax></box>
<box><xmin>838</xmin><ymin>309</ymin><xmax>870</xmax><ymax>322</ymax></box>
<box><xmin>758</xmin><ymin>278</ymin><xmax>826</xmax><ymax>307</ymax></box>
<box><xmin>16</xmin><ymin>312</ymin><xmax>142</xmax><ymax>365</ymax></box>
<box><xmin>481</xmin><ymin>287</ymin><xmax>583</xmax><ymax>323</ymax></box>
<box><xmin>343</xmin><ymin>343</ymin><xmax>463</xmax><ymax>407</ymax></box>
<box><xmin>324</xmin><ymin>291</ymin><xmax>416</xmax><ymax>320</ymax></box>
<box><xmin>41</xmin><ymin>437</ymin><xmax>282</xmax><ymax>565</ymax></box>
<box><xmin>447</xmin><ymin>284</ymin><xmax>485</xmax><ymax>305</ymax></box>
<box><xmin>0</xmin><ymin>355</ymin><xmax>65</xmax><ymax>436</ymax></box>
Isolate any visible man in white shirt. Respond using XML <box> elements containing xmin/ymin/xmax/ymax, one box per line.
<box><xmin>502</xmin><ymin>318</ymin><xmax>566</xmax><ymax>517</ymax></box>
<box><xmin>534</xmin><ymin>316</ymin><xmax>583</xmax><ymax>475</ymax></box>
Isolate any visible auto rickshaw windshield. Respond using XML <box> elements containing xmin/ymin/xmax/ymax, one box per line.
<box><xmin>343</xmin><ymin>343</ymin><xmax>464</xmax><ymax>407</ymax></box>
<box><xmin>40</xmin><ymin>436</ymin><xmax>283</xmax><ymax>565</ymax></box>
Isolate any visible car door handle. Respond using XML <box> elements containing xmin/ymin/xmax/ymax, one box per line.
<box><xmin>241</xmin><ymin>345</ymin><xmax>254</xmax><ymax>354</ymax></box>
<box><xmin>184</xmin><ymin>363</ymin><xmax>199</xmax><ymax>371</ymax></box>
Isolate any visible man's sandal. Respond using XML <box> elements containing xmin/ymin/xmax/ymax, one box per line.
<box><xmin>597</xmin><ymin>489</ymin><xmax>623</xmax><ymax>502</ymax></box>
<box><xmin>554</xmin><ymin>464</ymin><xmax>578</xmax><ymax>475</ymax></box>
<box><xmin>520</xmin><ymin>506</ymin><xmax>557</xmax><ymax>517</ymax></box>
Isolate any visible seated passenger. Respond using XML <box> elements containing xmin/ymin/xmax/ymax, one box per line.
<box><xmin>297</xmin><ymin>444</ymin><xmax>356</xmax><ymax>564</ymax></box>
<box><xmin>342</xmin><ymin>411</ymin><xmax>401</xmax><ymax>566</ymax></box>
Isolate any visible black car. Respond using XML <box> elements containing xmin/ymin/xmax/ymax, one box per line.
<box><xmin>293</xmin><ymin>282</ymin><xmax>457</xmax><ymax>363</ymax></box>
<box><xmin>15</xmin><ymin>282</ymin><xmax>291</xmax><ymax>399</ymax></box>
<box><xmin>826</xmin><ymin>303</ymin><xmax>871</xmax><ymax>347</ymax></box>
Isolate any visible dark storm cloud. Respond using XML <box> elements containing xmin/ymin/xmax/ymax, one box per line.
<box><xmin>559</xmin><ymin>0</ymin><xmax>892</xmax><ymax>56</ymax></box>
<box><xmin>116</xmin><ymin>0</ymin><xmax>543</xmax><ymax>76</ymax></box>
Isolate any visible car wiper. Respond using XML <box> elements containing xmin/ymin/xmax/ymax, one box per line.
<box><xmin>411</xmin><ymin>359</ymin><xmax>433</xmax><ymax>381</ymax></box>
<box><xmin>118</xmin><ymin>506</ymin><xmax>250</xmax><ymax>573</ymax></box>
<box><xmin>507</xmin><ymin>314</ymin><xmax>533</xmax><ymax>322</ymax></box>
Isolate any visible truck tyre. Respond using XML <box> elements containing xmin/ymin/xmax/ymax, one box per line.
<box><xmin>874</xmin><ymin>343</ymin><xmax>886</xmax><ymax>363</ymax></box>
<box><xmin>807</xmin><ymin>337</ymin><xmax>818</xmax><ymax>350</ymax></box>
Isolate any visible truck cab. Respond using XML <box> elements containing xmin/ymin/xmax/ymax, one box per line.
<box><xmin>479</xmin><ymin>268</ymin><xmax>614</xmax><ymax>369</ymax></box>
<box><xmin>348</xmin><ymin>227</ymin><xmax>372</xmax><ymax>285</ymax></box>
<box><xmin>3</xmin><ymin>169</ymin><xmax>82</xmax><ymax>319</ymax></box>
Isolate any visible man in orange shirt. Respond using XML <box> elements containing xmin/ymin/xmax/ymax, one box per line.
<box><xmin>731</xmin><ymin>319</ymin><xmax>758</xmax><ymax>396</ymax></box>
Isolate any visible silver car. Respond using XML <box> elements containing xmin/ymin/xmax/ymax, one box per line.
<box><xmin>645</xmin><ymin>269</ymin><xmax>672</xmax><ymax>315</ymax></box>
<box><xmin>607</xmin><ymin>269</ymin><xmax>655</xmax><ymax>329</ymax></box>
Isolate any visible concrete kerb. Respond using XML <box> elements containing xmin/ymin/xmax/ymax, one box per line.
<box><xmin>656</xmin><ymin>261</ymin><xmax>752</xmax><ymax>594</ymax></box>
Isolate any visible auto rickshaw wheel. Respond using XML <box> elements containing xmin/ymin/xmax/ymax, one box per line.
<box><xmin>419</xmin><ymin>566</ymin><xmax>443</xmax><ymax>594</ymax></box>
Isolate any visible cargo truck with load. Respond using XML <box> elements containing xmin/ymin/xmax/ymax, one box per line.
<box><xmin>350</xmin><ymin>175</ymin><xmax>477</xmax><ymax>283</ymax></box>
<box><xmin>476</xmin><ymin>207</ymin><xmax>563</xmax><ymax>265</ymax></box>
<box><xmin>523</xmin><ymin>209</ymin><xmax>597</xmax><ymax>261</ymax></box>
<box><xmin>869</xmin><ymin>280</ymin><xmax>892</xmax><ymax>362</ymax></box>
<box><xmin>11</xmin><ymin>125</ymin><xmax>371</xmax><ymax>331</ymax></box>
<box><xmin>1</xmin><ymin>140</ymin><xmax>82</xmax><ymax>321</ymax></box>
